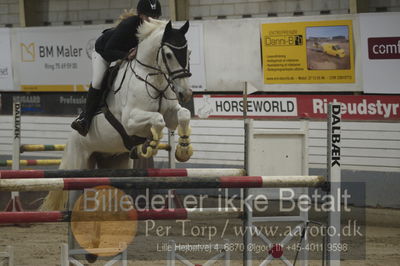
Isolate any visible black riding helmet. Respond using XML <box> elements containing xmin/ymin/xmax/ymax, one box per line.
<box><xmin>137</xmin><ymin>0</ymin><xmax>162</xmax><ymax>18</ymax></box>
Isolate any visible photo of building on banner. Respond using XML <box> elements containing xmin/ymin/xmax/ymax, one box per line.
<box><xmin>261</xmin><ymin>20</ymin><xmax>355</xmax><ymax>84</ymax></box>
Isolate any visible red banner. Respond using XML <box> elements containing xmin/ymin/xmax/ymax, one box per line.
<box><xmin>193</xmin><ymin>94</ymin><xmax>400</xmax><ymax>120</ymax></box>
<box><xmin>368</xmin><ymin>37</ymin><xmax>400</xmax><ymax>59</ymax></box>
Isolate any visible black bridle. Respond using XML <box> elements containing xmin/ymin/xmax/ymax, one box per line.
<box><xmin>158</xmin><ymin>42</ymin><xmax>192</xmax><ymax>81</ymax></box>
<box><xmin>128</xmin><ymin>41</ymin><xmax>192</xmax><ymax>111</ymax></box>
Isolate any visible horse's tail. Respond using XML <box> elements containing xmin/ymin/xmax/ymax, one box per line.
<box><xmin>39</xmin><ymin>155</ymin><xmax>70</xmax><ymax>210</ymax></box>
<box><xmin>40</xmin><ymin>133</ymin><xmax>85</xmax><ymax>211</ymax></box>
<box><xmin>40</xmin><ymin>191</ymin><xmax>69</xmax><ymax>211</ymax></box>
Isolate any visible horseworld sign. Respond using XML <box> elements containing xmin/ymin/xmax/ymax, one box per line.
<box><xmin>194</xmin><ymin>95</ymin><xmax>297</xmax><ymax>118</ymax></box>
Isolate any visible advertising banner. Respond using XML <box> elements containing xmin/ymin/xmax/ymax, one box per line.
<box><xmin>12</xmin><ymin>26</ymin><xmax>100</xmax><ymax>91</ymax></box>
<box><xmin>0</xmin><ymin>28</ymin><xmax>14</xmax><ymax>91</ymax></box>
<box><xmin>194</xmin><ymin>94</ymin><xmax>400</xmax><ymax>121</ymax></box>
<box><xmin>359</xmin><ymin>13</ymin><xmax>400</xmax><ymax>94</ymax></box>
<box><xmin>261</xmin><ymin>20</ymin><xmax>355</xmax><ymax>84</ymax></box>
<box><xmin>0</xmin><ymin>92</ymin><xmax>86</xmax><ymax>115</ymax></box>
<box><xmin>0</xmin><ymin>91</ymin><xmax>193</xmax><ymax>116</ymax></box>
<box><xmin>11</xmin><ymin>22</ymin><xmax>205</xmax><ymax>92</ymax></box>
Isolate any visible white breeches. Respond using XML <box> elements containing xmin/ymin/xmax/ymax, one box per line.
<box><xmin>91</xmin><ymin>51</ymin><xmax>110</xmax><ymax>90</ymax></box>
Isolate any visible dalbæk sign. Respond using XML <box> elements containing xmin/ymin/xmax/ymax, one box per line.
<box><xmin>193</xmin><ymin>95</ymin><xmax>400</xmax><ymax>120</ymax></box>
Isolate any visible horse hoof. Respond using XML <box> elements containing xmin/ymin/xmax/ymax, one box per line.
<box><xmin>129</xmin><ymin>147</ymin><xmax>139</xmax><ymax>159</ymax></box>
<box><xmin>175</xmin><ymin>145</ymin><xmax>193</xmax><ymax>162</ymax></box>
<box><xmin>139</xmin><ymin>146</ymin><xmax>153</xmax><ymax>159</ymax></box>
<box><xmin>150</xmin><ymin>127</ymin><xmax>163</xmax><ymax>141</ymax></box>
<box><xmin>85</xmin><ymin>253</ymin><xmax>98</xmax><ymax>263</ymax></box>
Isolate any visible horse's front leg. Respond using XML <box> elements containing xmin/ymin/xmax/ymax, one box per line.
<box><xmin>126</xmin><ymin>109</ymin><xmax>165</xmax><ymax>159</ymax></box>
<box><xmin>165</xmin><ymin>106</ymin><xmax>193</xmax><ymax>162</ymax></box>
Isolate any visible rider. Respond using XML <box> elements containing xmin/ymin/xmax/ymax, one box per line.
<box><xmin>71</xmin><ymin>0</ymin><xmax>162</xmax><ymax>136</ymax></box>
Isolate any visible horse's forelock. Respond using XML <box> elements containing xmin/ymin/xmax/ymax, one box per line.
<box><xmin>163</xmin><ymin>28</ymin><xmax>187</xmax><ymax>47</ymax></box>
<box><xmin>137</xmin><ymin>18</ymin><xmax>167</xmax><ymax>43</ymax></box>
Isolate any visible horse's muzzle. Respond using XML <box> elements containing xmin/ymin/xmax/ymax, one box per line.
<box><xmin>178</xmin><ymin>88</ymin><xmax>192</xmax><ymax>103</ymax></box>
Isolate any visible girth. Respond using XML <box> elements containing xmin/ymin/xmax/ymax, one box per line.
<box><xmin>101</xmin><ymin>106</ymin><xmax>146</xmax><ymax>151</ymax></box>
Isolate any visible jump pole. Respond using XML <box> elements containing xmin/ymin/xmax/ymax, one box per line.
<box><xmin>0</xmin><ymin>175</ymin><xmax>326</xmax><ymax>192</ymax></box>
<box><xmin>168</xmin><ymin>130</ymin><xmax>176</xmax><ymax>169</ymax></box>
<box><xmin>327</xmin><ymin>103</ymin><xmax>341</xmax><ymax>265</ymax></box>
<box><xmin>0</xmin><ymin>159</ymin><xmax>62</xmax><ymax>167</ymax></box>
<box><xmin>19</xmin><ymin>143</ymin><xmax>171</xmax><ymax>153</ymax></box>
<box><xmin>0</xmin><ymin>168</ymin><xmax>246</xmax><ymax>179</ymax></box>
<box><xmin>243</xmin><ymin>82</ymin><xmax>251</xmax><ymax>266</ymax></box>
<box><xmin>0</xmin><ymin>208</ymin><xmax>243</xmax><ymax>224</ymax></box>
<box><xmin>3</xmin><ymin>102</ymin><xmax>24</xmax><ymax>213</ymax></box>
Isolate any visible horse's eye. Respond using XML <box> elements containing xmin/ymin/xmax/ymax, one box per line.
<box><xmin>166</xmin><ymin>52</ymin><xmax>172</xmax><ymax>59</ymax></box>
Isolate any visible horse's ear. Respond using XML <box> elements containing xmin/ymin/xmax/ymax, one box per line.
<box><xmin>180</xmin><ymin>21</ymin><xmax>189</xmax><ymax>35</ymax></box>
<box><xmin>162</xmin><ymin>20</ymin><xmax>173</xmax><ymax>43</ymax></box>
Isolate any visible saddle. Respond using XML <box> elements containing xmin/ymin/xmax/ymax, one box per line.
<box><xmin>98</xmin><ymin>63</ymin><xmax>121</xmax><ymax>107</ymax></box>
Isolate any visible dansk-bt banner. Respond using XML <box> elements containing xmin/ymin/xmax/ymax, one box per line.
<box><xmin>12</xmin><ymin>26</ymin><xmax>100</xmax><ymax>91</ymax></box>
<box><xmin>194</xmin><ymin>95</ymin><xmax>400</xmax><ymax>120</ymax></box>
<box><xmin>0</xmin><ymin>28</ymin><xmax>14</xmax><ymax>91</ymax></box>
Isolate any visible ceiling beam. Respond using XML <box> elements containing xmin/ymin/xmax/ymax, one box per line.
<box><xmin>18</xmin><ymin>0</ymin><xmax>26</xmax><ymax>26</ymax></box>
<box><xmin>349</xmin><ymin>0</ymin><xmax>369</xmax><ymax>14</ymax></box>
<box><xmin>169</xmin><ymin>0</ymin><xmax>189</xmax><ymax>21</ymax></box>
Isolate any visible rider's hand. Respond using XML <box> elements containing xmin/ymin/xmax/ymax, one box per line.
<box><xmin>128</xmin><ymin>47</ymin><xmax>137</xmax><ymax>60</ymax></box>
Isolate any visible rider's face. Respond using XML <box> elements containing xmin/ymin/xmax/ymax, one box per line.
<box><xmin>139</xmin><ymin>14</ymin><xmax>159</xmax><ymax>22</ymax></box>
<box><xmin>140</xmin><ymin>14</ymin><xmax>150</xmax><ymax>22</ymax></box>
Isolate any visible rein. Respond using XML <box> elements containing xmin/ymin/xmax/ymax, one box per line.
<box><xmin>131</xmin><ymin>59</ymin><xmax>173</xmax><ymax>112</ymax></box>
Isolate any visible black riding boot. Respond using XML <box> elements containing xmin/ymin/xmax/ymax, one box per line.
<box><xmin>71</xmin><ymin>86</ymin><xmax>103</xmax><ymax>136</ymax></box>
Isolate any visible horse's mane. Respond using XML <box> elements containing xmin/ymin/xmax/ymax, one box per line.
<box><xmin>137</xmin><ymin>18</ymin><xmax>167</xmax><ymax>43</ymax></box>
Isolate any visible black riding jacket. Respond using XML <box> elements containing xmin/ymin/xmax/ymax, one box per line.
<box><xmin>95</xmin><ymin>16</ymin><xmax>142</xmax><ymax>62</ymax></box>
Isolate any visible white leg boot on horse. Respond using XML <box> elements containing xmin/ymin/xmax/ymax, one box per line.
<box><xmin>125</xmin><ymin>110</ymin><xmax>166</xmax><ymax>159</ymax></box>
<box><xmin>164</xmin><ymin>105</ymin><xmax>193</xmax><ymax>162</ymax></box>
<box><xmin>175</xmin><ymin>108</ymin><xmax>193</xmax><ymax>162</ymax></box>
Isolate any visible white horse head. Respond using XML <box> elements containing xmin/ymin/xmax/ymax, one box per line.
<box><xmin>135</xmin><ymin>19</ymin><xmax>192</xmax><ymax>103</ymax></box>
